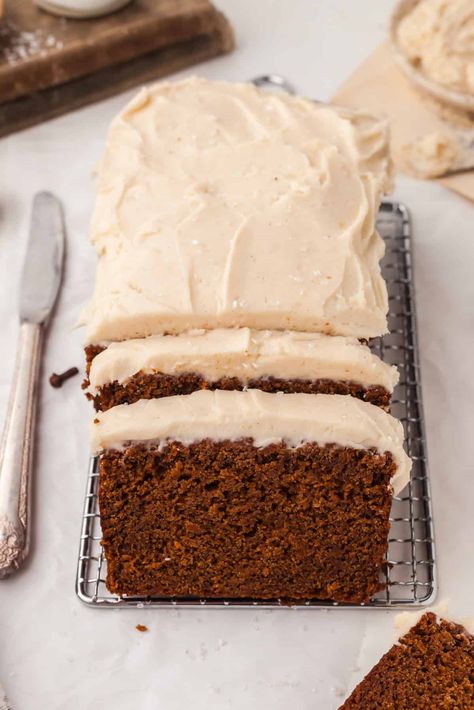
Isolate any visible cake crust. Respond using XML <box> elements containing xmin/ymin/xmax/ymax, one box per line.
<box><xmin>99</xmin><ymin>440</ymin><xmax>394</xmax><ymax>603</ymax></box>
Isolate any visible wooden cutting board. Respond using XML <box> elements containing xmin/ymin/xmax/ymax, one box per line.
<box><xmin>0</xmin><ymin>0</ymin><xmax>234</xmax><ymax>137</ymax></box>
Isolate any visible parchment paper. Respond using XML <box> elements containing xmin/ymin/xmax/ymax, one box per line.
<box><xmin>333</xmin><ymin>43</ymin><xmax>474</xmax><ymax>202</ymax></box>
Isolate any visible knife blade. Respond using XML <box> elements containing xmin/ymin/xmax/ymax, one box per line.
<box><xmin>0</xmin><ymin>192</ymin><xmax>65</xmax><ymax>578</ymax></box>
<box><xmin>20</xmin><ymin>191</ymin><xmax>65</xmax><ymax>324</ymax></box>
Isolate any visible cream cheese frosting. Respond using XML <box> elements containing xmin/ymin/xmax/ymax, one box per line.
<box><xmin>397</xmin><ymin>0</ymin><xmax>474</xmax><ymax>96</ymax></box>
<box><xmin>87</xmin><ymin>328</ymin><xmax>399</xmax><ymax>393</ymax></box>
<box><xmin>91</xmin><ymin>389</ymin><xmax>411</xmax><ymax>494</ymax></box>
<box><xmin>82</xmin><ymin>77</ymin><xmax>391</xmax><ymax>343</ymax></box>
<box><xmin>399</xmin><ymin>129</ymin><xmax>461</xmax><ymax>178</ymax></box>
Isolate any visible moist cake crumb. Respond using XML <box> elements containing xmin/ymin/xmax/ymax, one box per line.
<box><xmin>99</xmin><ymin>439</ymin><xmax>395</xmax><ymax>603</ymax></box>
<box><xmin>87</xmin><ymin>370</ymin><xmax>392</xmax><ymax>412</ymax></box>
<box><xmin>339</xmin><ymin>612</ymin><xmax>474</xmax><ymax>708</ymax></box>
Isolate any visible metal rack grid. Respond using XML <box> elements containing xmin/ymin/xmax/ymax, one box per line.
<box><xmin>76</xmin><ymin>201</ymin><xmax>436</xmax><ymax>609</ymax></box>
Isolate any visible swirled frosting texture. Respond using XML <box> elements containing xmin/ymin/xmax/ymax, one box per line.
<box><xmin>82</xmin><ymin>77</ymin><xmax>391</xmax><ymax>343</ymax></box>
<box><xmin>87</xmin><ymin>328</ymin><xmax>399</xmax><ymax>392</ymax></box>
<box><xmin>90</xmin><ymin>390</ymin><xmax>411</xmax><ymax>494</ymax></box>
<box><xmin>397</xmin><ymin>0</ymin><xmax>474</xmax><ymax>95</ymax></box>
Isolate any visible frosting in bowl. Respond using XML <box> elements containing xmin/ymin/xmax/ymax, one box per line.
<box><xmin>397</xmin><ymin>0</ymin><xmax>474</xmax><ymax>96</ymax></box>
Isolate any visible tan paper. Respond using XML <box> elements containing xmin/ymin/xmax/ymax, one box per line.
<box><xmin>333</xmin><ymin>43</ymin><xmax>474</xmax><ymax>202</ymax></box>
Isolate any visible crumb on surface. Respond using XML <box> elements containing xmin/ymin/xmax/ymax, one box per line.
<box><xmin>136</xmin><ymin>624</ymin><xmax>148</xmax><ymax>633</ymax></box>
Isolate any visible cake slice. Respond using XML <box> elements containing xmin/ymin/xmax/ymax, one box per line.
<box><xmin>81</xmin><ymin>77</ymin><xmax>392</xmax><ymax>343</ymax></box>
<box><xmin>84</xmin><ymin>328</ymin><xmax>398</xmax><ymax>411</ymax></box>
<box><xmin>91</xmin><ymin>389</ymin><xmax>410</xmax><ymax>602</ymax></box>
<box><xmin>340</xmin><ymin>612</ymin><xmax>474</xmax><ymax>708</ymax></box>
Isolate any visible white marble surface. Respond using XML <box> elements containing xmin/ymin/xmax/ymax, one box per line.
<box><xmin>0</xmin><ymin>1</ymin><xmax>473</xmax><ymax>708</ymax></box>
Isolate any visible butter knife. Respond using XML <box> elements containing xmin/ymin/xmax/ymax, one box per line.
<box><xmin>0</xmin><ymin>192</ymin><xmax>65</xmax><ymax>578</ymax></box>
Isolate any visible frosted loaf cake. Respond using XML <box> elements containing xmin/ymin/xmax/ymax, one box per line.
<box><xmin>82</xmin><ymin>77</ymin><xmax>391</xmax><ymax>342</ymax></box>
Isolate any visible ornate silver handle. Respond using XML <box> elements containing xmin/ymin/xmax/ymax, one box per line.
<box><xmin>0</xmin><ymin>321</ymin><xmax>43</xmax><ymax>577</ymax></box>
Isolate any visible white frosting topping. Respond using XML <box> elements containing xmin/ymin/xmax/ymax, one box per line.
<box><xmin>88</xmin><ymin>328</ymin><xmax>399</xmax><ymax>392</ymax></box>
<box><xmin>82</xmin><ymin>77</ymin><xmax>391</xmax><ymax>343</ymax></box>
<box><xmin>399</xmin><ymin>129</ymin><xmax>461</xmax><ymax>178</ymax></box>
<box><xmin>397</xmin><ymin>0</ymin><xmax>474</xmax><ymax>95</ymax></box>
<box><xmin>90</xmin><ymin>389</ymin><xmax>411</xmax><ymax>494</ymax></box>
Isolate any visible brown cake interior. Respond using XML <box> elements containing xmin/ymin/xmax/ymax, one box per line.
<box><xmin>84</xmin><ymin>345</ymin><xmax>391</xmax><ymax>411</ymax></box>
<box><xmin>340</xmin><ymin>612</ymin><xmax>474</xmax><ymax>709</ymax></box>
<box><xmin>99</xmin><ymin>439</ymin><xmax>394</xmax><ymax>603</ymax></box>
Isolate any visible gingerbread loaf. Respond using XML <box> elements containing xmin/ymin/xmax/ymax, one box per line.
<box><xmin>81</xmin><ymin>77</ymin><xmax>410</xmax><ymax>604</ymax></box>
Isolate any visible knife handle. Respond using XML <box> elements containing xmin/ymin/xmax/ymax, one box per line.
<box><xmin>0</xmin><ymin>321</ymin><xmax>43</xmax><ymax>578</ymax></box>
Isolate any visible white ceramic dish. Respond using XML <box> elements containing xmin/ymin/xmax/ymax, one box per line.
<box><xmin>35</xmin><ymin>0</ymin><xmax>133</xmax><ymax>19</ymax></box>
<box><xmin>389</xmin><ymin>0</ymin><xmax>474</xmax><ymax>113</ymax></box>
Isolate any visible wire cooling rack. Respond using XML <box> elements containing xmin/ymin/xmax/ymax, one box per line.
<box><xmin>76</xmin><ymin>200</ymin><xmax>436</xmax><ymax>609</ymax></box>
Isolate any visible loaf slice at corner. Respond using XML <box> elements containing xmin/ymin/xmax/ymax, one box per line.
<box><xmin>91</xmin><ymin>389</ymin><xmax>410</xmax><ymax>603</ymax></box>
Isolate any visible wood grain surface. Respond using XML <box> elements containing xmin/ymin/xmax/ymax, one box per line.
<box><xmin>0</xmin><ymin>0</ymin><xmax>234</xmax><ymax>136</ymax></box>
